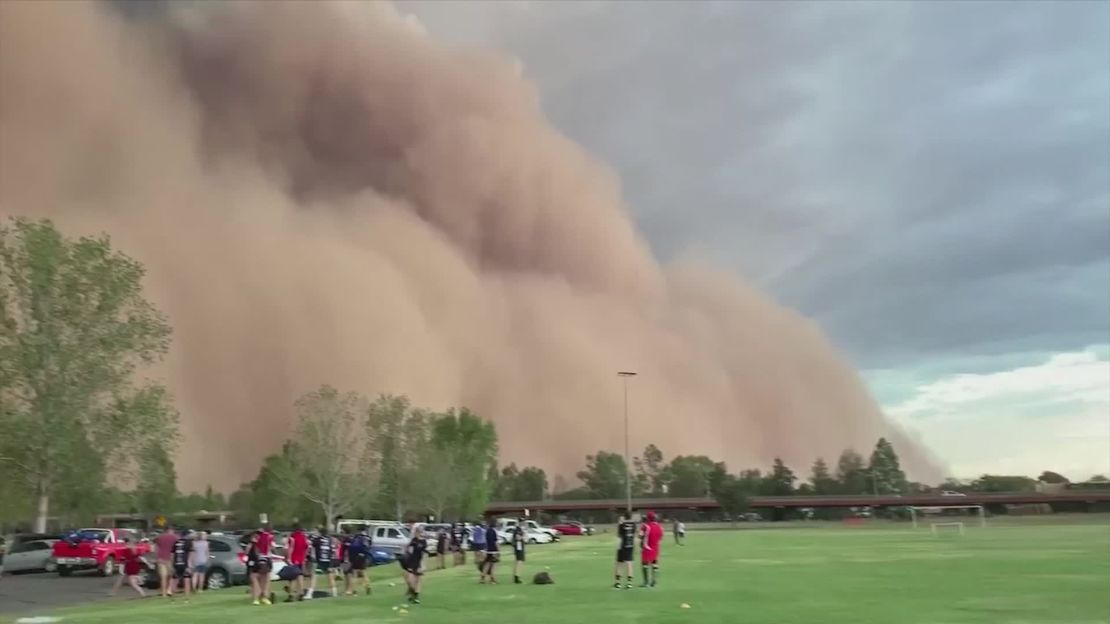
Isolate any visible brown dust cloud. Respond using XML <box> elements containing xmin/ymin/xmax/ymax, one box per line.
<box><xmin>0</xmin><ymin>0</ymin><xmax>940</xmax><ymax>492</ymax></box>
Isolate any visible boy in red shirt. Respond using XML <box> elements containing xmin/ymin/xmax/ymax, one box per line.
<box><xmin>286</xmin><ymin>523</ymin><xmax>310</xmax><ymax>601</ymax></box>
<box><xmin>639</xmin><ymin>511</ymin><xmax>663</xmax><ymax>588</ymax></box>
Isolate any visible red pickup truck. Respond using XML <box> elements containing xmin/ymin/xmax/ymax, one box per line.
<box><xmin>52</xmin><ymin>528</ymin><xmax>148</xmax><ymax>576</ymax></box>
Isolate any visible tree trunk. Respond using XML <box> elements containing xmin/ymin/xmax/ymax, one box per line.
<box><xmin>34</xmin><ymin>483</ymin><xmax>50</xmax><ymax>533</ymax></box>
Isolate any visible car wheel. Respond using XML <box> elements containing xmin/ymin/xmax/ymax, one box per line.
<box><xmin>100</xmin><ymin>556</ymin><xmax>116</xmax><ymax>577</ymax></box>
<box><xmin>58</xmin><ymin>565</ymin><xmax>72</xmax><ymax>577</ymax></box>
<box><xmin>44</xmin><ymin>560</ymin><xmax>57</xmax><ymax>573</ymax></box>
<box><xmin>206</xmin><ymin>568</ymin><xmax>229</xmax><ymax>590</ymax></box>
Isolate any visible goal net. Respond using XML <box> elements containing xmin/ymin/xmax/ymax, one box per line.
<box><xmin>910</xmin><ymin>505</ymin><xmax>986</xmax><ymax>533</ymax></box>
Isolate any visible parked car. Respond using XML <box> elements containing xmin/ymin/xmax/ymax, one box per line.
<box><xmin>2</xmin><ymin>539</ymin><xmax>58</xmax><ymax>574</ymax></box>
<box><xmin>551</xmin><ymin>522</ymin><xmax>594</xmax><ymax>536</ymax></box>
<box><xmin>366</xmin><ymin>524</ymin><xmax>411</xmax><ymax>556</ymax></box>
<box><xmin>52</xmin><ymin>528</ymin><xmax>148</xmax><ymax>576</ymax></box>
<box><xmin>941</xmin><ymin>490</ymin><xmax>968</xmax><ymax>497</ymax></box>
<box><xmin>136</xmin><ymin>534</ymin><xmax>251</xmax><ymax>590</ymax></box>
<box><xmin>495</xmin><ymin>519</ymin><xmax>560</xmax><ymax>542</ymax></box>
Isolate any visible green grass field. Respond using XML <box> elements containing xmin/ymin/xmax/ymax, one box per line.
<box><xmin>12</xmin><ymin>521</ymin><xmax>1110</xmax><ymax>624</ymax></box>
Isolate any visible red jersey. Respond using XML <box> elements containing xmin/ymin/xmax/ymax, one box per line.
<box><xmin>256</xmin><ymin>529</ymin><xmax>274</xmax><ymax>556</ymax></box>
<box><xmin>288</xmin><ymin>530</ymin><xmax>309</xmax><ymax>566</ymax></box>
<box><xmin>122</xmin><ymin>546</ymin><xmax>143</xmax><ymax>576</ymax></box>
<box><xmin>641</xmin><ymin>521</ymin><xmax>663</xmax><ymax>552</ymax></box>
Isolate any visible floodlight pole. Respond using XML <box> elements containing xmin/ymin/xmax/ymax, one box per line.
<box><xmin>618</xmin><ymin>371</ymin><xmax>637</xmax><ymax>514</ymax></box>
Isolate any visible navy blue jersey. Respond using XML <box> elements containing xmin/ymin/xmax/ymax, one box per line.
<box><xmin>171</xmin><ymin>537</ymin><xmax>192</xmax><ymax>567</ymax></box>
<box><xmin>312</xmin><ymin>534</ymin><xmax>334</xmax><ymax>564</ymax></box>
<box><xmin>618</xmin><ymin>520</ymin><xmax>636</xmax><ymax>550</ymax></box>
<box><xmin>484</xmin><ymin>527</ymin><xmax>499</xmax><ymax>553</ymax></box>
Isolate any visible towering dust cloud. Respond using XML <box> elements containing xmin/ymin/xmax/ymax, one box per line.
<box><xmin>0</xmin><ymin>0</ymin><xmax>940</xmax><ymax>491</ymax></box>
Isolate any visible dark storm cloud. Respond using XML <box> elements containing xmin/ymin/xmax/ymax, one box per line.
<box><xmin>404</xmin><ymin>0</ymin><xmax>1110</xmax><ymax>367</ymax></box>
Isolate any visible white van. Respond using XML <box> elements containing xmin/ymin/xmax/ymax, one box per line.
<box><xmin>334</xmin><ymin>519</ymin><xmax>411</xmax><ymax>555</ymax></box>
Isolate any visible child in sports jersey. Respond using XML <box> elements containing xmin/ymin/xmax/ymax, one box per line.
<box><xmin>402</xmin><ymin>526</ymin><xmax>429</xmax><ymax>604</ymax></box>
<box><xmin>613</xmin><ymin>511</ymin><xmax>636</xmax><ymax>589</ymax></box>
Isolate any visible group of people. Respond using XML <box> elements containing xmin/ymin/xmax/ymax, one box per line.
<box><xmin>614</xmin><ymin>511</ymin><xmax>665</xmax><ymax>589</ymax></box>
<box><xmin>108</xmin><ymin>527</ymin><xmax>211</xmax><ymax>600</ymax></box>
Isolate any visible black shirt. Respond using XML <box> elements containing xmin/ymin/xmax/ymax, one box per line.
<box><xmin>406</xmin><ymin>537</ymin><xmax>428</xmax><ymax>567</ymax></box>
<box><xmin>172</xmin><ymin>537</ymin><xmax>192</xmax><ymax>567</ymax></box>
<box><xmin>312</xmin><ymin>535</ymin><xmax>334</xmax><ymax>564</ymax></box>
<box><xmin>512</xmin><ymin>527</ymin><xmax>525</xmax><ymax>553</ymax></box>
<box><xmin>436</xmin><ymin>532</ymin><xmax>448</xmax><ymax>553</ymax></box>
<box><xmin>451</xmin><ymin>525</ymin><xmax>465</xmax><ymax>547</ymax></box>
<box><xmin>618</xmin><ymin>520</ymin><xmax>637</xmax><ymax>550</ymax></box>
<box><xmin>484</xmin><ymin>527</ymin><xmax>499</xmax><ymax>553</ymax></box>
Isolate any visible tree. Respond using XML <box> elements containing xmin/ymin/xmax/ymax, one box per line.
<box><xmin>577</xmin><ymin>451</ymin><xmax>629</xmax><ymax>499</ymax></box>
<box><xmin>760</xmin><ymin>458</ymin><xmax>797</xmax><ymax>496</ymax></box>
<box><xmin>1089</xmin><ymin>475</ymin><xmax>1109</xmax><ymax>483</ymax></box>
<box><xmin>428</xmin><ymin>407</ymin><xmax>498</xmax><ymax>519</ymax></box>
<box><xmin>0</xmin><ymin>218</ymin><xmax>175</xmax><ymax>531</ymax></box>
<box><xmin>868</xmin><ymin>438</ymin><xmax>908</xmax><ymax>494</ymax></box>
<box><xmin>713</xmin><ymin>474</ymin><xmax>751</xmax><ymax>519</ymax></box>
<box><xmin>970</xmin><ymin>475</ymin><xmax>1037</xmax><ymax>492</ymax></box>
<box><xmin>835</xmin><ymin>449</ymin><xmax>867</xmax><ymax>494</ymax></box>
<box><xmin>270</xmin><ymin>386</ymin><xmax>373</xmax><ymax>528</ymax></box>
<box><xmin>1037</xmin><ymin>471</ymin><xmax>1069</xmax><ymax>484</ymax></box>
<box><xmin>633</xmin><ymin>444</ymin><xmax>671</xmax><ymax>495</ymax></box>
<box><xmin>668</xmin><ymin>456</ymin><xmax>724</xmax><ymax>498</ymax></box>
<box><xmin>809</xmin><ymin>457</ymin><xmax>837</xmax><ymax>494</ymax></box>
<box><xmin>493</xmin><ymin>464</ymin><xmax>548</xmax><ymax>502</ymax></box>
<box><xmin>134</xmin><ymin>443</ymin><xmax>178</xmax><ymax>515</ymax></box>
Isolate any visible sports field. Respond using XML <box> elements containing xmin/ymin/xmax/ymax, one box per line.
<box><xmin>12</xmin><ymin>521</ymin><xmax>1109</xmax><ymax>624</ymax></box>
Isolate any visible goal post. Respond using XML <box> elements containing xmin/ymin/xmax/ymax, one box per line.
<box><xmin>910</xmin><ymin>505</ymin><xmax>986</xmax><ymax>530</ymax></box>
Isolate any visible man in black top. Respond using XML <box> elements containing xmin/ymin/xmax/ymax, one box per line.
<box><xmin>402</xmin><ymin>526</ymin><xmax>428</xmax><ymax>604</ymax></box>
<box><xmin>614</xmin><ymin>512</ymin><xmax>636</xmax><ymax>589</ymax></box>
<box><xmin>451</xmin><ymin>522</ymin><xmax>467</xmax><ymax>566</ymax></box>
<box><xmin>171</xmin><ymin>529</ymin><xmax>194</xmax><ymax>601</ymax></box>
<box><xmin>435</xmin><ymin>529</ymin><xmax>448</xmax><ymax>570</ymax></box>
<box><xmin>308</xmin><ymin>527</ymin><xmax>337</xmax><ymax>598</ymax></box>
<box><xmin>480</xmin><ymin>519</ymin><xmax>499</xmax><ymax>584</ymax></box>
<box><xmin>511</xmin><ymin>522</ymin><xmax>526</xmax><ymax>584</ymax></box>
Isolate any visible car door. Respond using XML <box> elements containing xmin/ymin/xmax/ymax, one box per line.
<box><xmin>6</xmin><ymin>540</ymin><xmax>50</xmax><ymax>572</ymax></box>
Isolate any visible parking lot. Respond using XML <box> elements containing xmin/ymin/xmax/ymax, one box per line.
<box><xmin>0</xmin><ymin>571</ymin><xmax>133</xmax><ymax>617</ymax></box>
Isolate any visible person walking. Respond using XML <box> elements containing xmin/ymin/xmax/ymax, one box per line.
<box><xmin>191</xmin><ymin>531</ymin><xmax>210</xmax><ymax>592</ymax></box>
<box><xmin>480</xmin><ymin>519</ymin><xmax>500</xmax><ymax>584</ymax></box>
<box><xmin>109</xmin><ymin>536</ymin><xmax>147</xmax><ymax>598</ymax></box>
<box><xmin>154</xmin><ymin>526</ymin><xmax>178</xmax><ymax>598</ymax></box>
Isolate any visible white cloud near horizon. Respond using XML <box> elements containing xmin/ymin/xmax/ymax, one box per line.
<box><xmin>881</xmin><ymin>347</ymin><xmax>1110</xmax><ymax>480</ymax></box>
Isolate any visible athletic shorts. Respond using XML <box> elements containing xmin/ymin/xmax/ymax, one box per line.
<box><xmin>641</xmin><ymin>549</ymin><xmax>659</xmax><ymax>565</ymax></box>
<box><xmin>514</xmin><ymin>549</ymin><xmax>525</xmax><ymax>562</ymax></box>
<box><xmin>616</xmin><ymin>547</ymin><xmax>634</xmax><ymax>563</ymax></box>
<box><xmin>484</xmin><ymin>552</ymin><xmax>500</xmax><ymax>564</ymax></box>
<box><xmin>314</xmin><ymin>561</ymin><xmax>333</xmax><ymax>574</ymax></box>
<box><xmin>173</xmin><ymin>564</ymin><xmax>191</xmax><ymax>578</ymax></box>
<box><xmin>347</xmin><ymin>555</ymin><xmax>367</xmax><ymax>573</ymax></box>
<box><xmin>251</xmin><ymin>558</ymin><xmax>272</xmax><ymax>575</ymax></box>
<box><xmin>193</xmin><ymin>563</ymin><xmax>207</xmax><ymax>574</ymax></box>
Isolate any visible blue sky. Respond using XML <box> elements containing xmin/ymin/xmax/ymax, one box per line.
<box><xmin>402</xmin><ymin>0</ymin><xmax>1110</xmax><ymax>480</ymax></box>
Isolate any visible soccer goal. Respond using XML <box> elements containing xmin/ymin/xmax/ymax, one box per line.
<box><xmin>909</xmin><ymin>505</ymin><xmax>986</xmax><ymax>533</ymax></box>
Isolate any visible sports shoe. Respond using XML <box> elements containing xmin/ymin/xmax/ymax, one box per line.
<box><xmin>625</xmin><ymin>583</ymin><xmax>633</xmax><ymax>589</ymax></box>
<box><xmin>261</xmin><ymin>597</ymin><xmax>272</xmax><ymax>605</ymax></box>
<box><xmin>252</xmin><ymin>600</ymin><xmax>260</xmax><ymax>606</ymax></box>
<box><xmin>613</xmin><ymin>582</ymin><xmax>621</xmax><ymax>589</ymax></box>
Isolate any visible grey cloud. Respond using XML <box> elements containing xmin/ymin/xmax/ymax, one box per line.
<box><xmin>403</xmin><ymin>0</ymin><xmax>1110</xmax><ymax>367</ymax></box>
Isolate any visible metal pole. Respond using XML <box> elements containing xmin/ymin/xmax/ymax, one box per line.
<box><xmin>618</xmin><ymin>371</ymin><xmax>637</xmax><ymax>514</ymax></box>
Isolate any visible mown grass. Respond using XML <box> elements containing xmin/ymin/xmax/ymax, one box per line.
<box><xmin>9</xmin><ymin>520</ymin><xmax>1110</xmax><ymax>624</ymax></box>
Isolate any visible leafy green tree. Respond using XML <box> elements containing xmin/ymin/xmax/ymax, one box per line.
<box><xmin>1037</xmin><ymin>471</ymin><xmax>1069</xmax><ymax>484</ymax></box>
<box><xmin>270</xmin><ymin>386</ymin><xmax>374</xmax><ymax>527</ymax></box>
<box><xmin>633</xmin><ymin>444</ymin><xmax>671</xmax><ymax>495</ymax></box>
<box><xmin>576</xmin><ymin>451</ymin><xmax>629</xmax><ymax>499</ymax></box>
<box><xmin>494</xmin><ymin>464</ymin><xmax>548</xmax><ymax>502</ymax></box>
<box><xmin>430</xmin><ymin>408</ymin><xmax>498</xmax><ymax>519</ymax></box>
<box><xmin>134</xmin><ymin>443</ymin><xmax>178</xmax><ymax>515</ymax></box>
<box><xmin>868</xmin><ymin>438</ymin><xmax>908</xmax><ymax>494</ymax></box>
<box><xmin>1089</xmin><ymin>475</ymin><xmax>1108</xmax><ymax>483</ymax></box>
<box><xmin>760</xmin><ymin>458</ymin><xmax>797</xmax><ymax>495</ymax></box>
<box><xmin>835</xmin><ymin>449</ymin><xmax>867</xmax><ymax>494</ymax></box>
<box><xmin>0</xmin><ymin>218</ymin><xmax>175</xmax><ymax>531</ymax></box>
<box><xmin>971</xmin><ymin>475</ymin><xmax>1037</xmax><ymax>492</ymax></box>
<box><xmin>713</xmin><ymin>473</ymin><xmax>751</xmax><ymax>519</ymax></box>
<box><xmin>668</xmin><ymin>455</ymin><xmax>724</xmax><ymax>497</ymax></box>
<box><xmin>809</xmin><ymin>457</ymin><xmax>837</xmax><ymax>494</ymax></box>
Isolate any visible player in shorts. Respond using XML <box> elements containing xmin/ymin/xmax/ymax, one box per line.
<box><xmin>511</xmin><ymin>523</ymin><xmax>526</xmax><ymax>584</ymax></box>
<box><xmin>171</xmin><ymin>529</ymin><xmax>194</xmax><ymax>602</ymax></box>
<box><xmin>451</xmin><ymin>522</ymin><xmax>467</xmax><ymax>566</ymax></box>
<box><xmin>307</xmin><ymin>527</ymin><xmax>338</xmax><ymax>598</ymax></box>
<box><xmin>251</xmin><ymin>524</ymin><xmax>275</xmax><ymax>605</ymax></box>
<box><xmin>640</xmin><ymin>511</ymin><xmax>664</xmax><ymax>588</ymax></box>
<box><xmin>613</xmin><ymin>511</ymin><xmax>636</xmax><ymax>589</ymax></box>
<box><xmin>402</xmin><ymin>526</ymin><xmax>428</xmax><ymax>604</ymax></box>
<box><xmin>284</xmin><ymin>523</ymin><xmax>309</xmax><ymax>602</ymax></box>
<box><xmin>480</xmin><ymin>520</ymin><xmax>500</xmax><ymax>584</ymax></box>
<box><xmin>343</xmin><ymin>527</ymin><xmax>372</xmax><ymax>596</ymax></box>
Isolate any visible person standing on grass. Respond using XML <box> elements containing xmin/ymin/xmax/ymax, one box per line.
<box><xmin>480</xmin><ymin>519</ymin><xmax>500</xmax><ymax>584</ymax></box>
<box><xmin>451</xmin><ymin>522</ymin><xmax>467</xmax><ymax>567</ymax></box>
<box><xmin>344</xmin><ymin>526</ymin><xmax>372</xmax><ymax>596</ymax></box>
<box><xmin>471</xmin><ymin>521</ymin><xmax>487</xmax><ymax>573</ymax></box>
<box><xmin>285</xmin><ymin>523</ymin><xmax>309</xmax><ymax>601</ymax></box>
<box><xmin>674</xmin><ymin>520</ymin><xmax>686</xmax><ymax>546</ymax></box>
<box><xmin>639</xmin><ymin>511</ymin><xmax>664</xmax><ymax>588</ymax></box>
<box><xmin>307</xmin><ymin>526</ymin><xmax>337</xmax><ymax>599</ymax></box>
<box><xmin>435</xmin><ymin>528</ymin><xmax>448</xmax><ymax>570</ymax></box>
<box><xmin>190</xmin><ymin>531</ymin><xmax>209</xmax><ymax>592</ymax></box>
<box><xmin>511</xmin><ymin>522</ymin><xmax>526</xmax><ymax>584</ymax></box>
<box><xmin>171</xmin><ymin>528</ymin><xmax>194</xmax><ymax>602</ymax></box>
<box><xmin>613</xmin><ymin>511</ymin><xmax>636</xmax><ymax>590</ymax></box>
<box><xmin>110</xmin><ymin>536</ymin><xmax>147</xmax><ymax>598</ymax></box>
<box><xmin>154</xmin><ymin>526</ymin><xmax>178</xmax><ymax>598</ymax></box>
<box><xmin>402</xmin><ymin>525</ymin><xmax>429</xmax><ymax>605</ymax></box>
<box><xmin>252</xmin><ymin>523</ymin><xmax>275</xmax><ymax>605</ymax></box>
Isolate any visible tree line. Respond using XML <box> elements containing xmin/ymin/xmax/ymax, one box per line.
<box><xmin>2</xmin><ymin>218</ymin><xmax>1105</xmax><ymax>532</ymax></box>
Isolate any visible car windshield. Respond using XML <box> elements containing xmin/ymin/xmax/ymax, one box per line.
<box><xmin>73</xmin><ymin>529</ymin><xmax>110</xmax><ymax>542</ymax></box>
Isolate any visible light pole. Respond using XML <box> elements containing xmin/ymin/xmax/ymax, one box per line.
<box><xmin>618</xmin><ymin>371</ymin><xmax>637</xmax><ymax>514</ymax></box>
